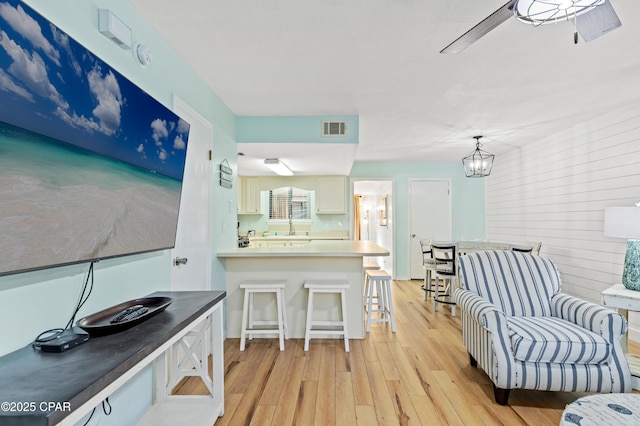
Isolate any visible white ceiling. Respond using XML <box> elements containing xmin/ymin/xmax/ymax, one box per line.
<box><xmin>129</xmin><ymin>0</ymin><xmax>640</xmax><ymax>175</ymax></box>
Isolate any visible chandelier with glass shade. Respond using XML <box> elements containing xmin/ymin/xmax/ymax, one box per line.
<box><xmin>462</xmin><ymin>136</ymin><xmax>495</xmax><ymax>178</ymax></box>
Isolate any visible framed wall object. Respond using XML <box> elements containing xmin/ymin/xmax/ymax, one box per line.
<box><xmin>379</xmin><ymin>196</ymin><xmax>388</xmax><ymax>227</ymax></box>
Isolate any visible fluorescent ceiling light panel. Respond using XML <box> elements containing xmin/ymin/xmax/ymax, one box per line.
<box><xmin>264</xmin><ymin>159</ymin><xmax>293</xmax><ymax>176</ymax></box>
<box><xmin>98</xmin><ymin>9</ymin><xmax>132</xmax><ymax>49</ymax></box>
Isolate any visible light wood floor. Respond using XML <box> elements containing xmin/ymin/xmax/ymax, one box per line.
<box><xmin>175</xmin><ymin>279</ymin><xmax>640</xmax><ymax>425</ymax></box>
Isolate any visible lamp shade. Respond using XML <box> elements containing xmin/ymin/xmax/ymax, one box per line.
<box><xmin>604</xmin><ymin>207</ymin><xmax>640</xmax><ymax>239</ymax></box>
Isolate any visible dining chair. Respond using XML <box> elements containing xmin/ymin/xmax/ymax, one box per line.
<box><xmin>430</xmin><ymin>241</ymin><xmax>459</xmax><ymax>316</ymax></box>
<box><xmin>419</xmin><ymin>239</ymin><xmax>440</xmax><ymax>300</ymax></box>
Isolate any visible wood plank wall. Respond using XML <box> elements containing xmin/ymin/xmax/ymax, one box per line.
<box><xmin>485</xmin><ymin>106</ymin><xmax>640</xmax><ymax>341</ymax></box>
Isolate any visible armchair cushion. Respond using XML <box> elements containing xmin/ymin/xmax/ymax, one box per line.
<box><xmin>507</xmin><ymin>316</ymin><xmax>611</xmax><ymax>364</ymax></box>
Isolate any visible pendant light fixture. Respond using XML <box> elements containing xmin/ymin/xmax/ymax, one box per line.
<box><xmin>462</xmin><ymin>136</ymin><xmax>495</xmax><ymax>178</ymax></box>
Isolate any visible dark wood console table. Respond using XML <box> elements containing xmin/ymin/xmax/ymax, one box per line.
<box><xmin>0</xmin><ymin>290</ymin><xmax>226</xmax><ymax>426</ymax></box>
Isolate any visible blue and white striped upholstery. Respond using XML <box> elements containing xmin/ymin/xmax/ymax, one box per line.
<box><xmin>457</xmin><ymin>250</ymin><xmax>560</xmax><ymax>316</ymax></box>
<box><xmin>454</xmin><ymin>250</ymin><xmax>631</xmax><ymax>400</ymax></box>
<box><xmin>507</xmin><ymin>316</ymin><xmax>610</xmax><ymax>364</ymax></box>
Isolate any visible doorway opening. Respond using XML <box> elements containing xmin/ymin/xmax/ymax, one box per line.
<box><xmin>353</xmin><ymin>179</ymin><xmax>394</xmax><ymax>278</ymax></box>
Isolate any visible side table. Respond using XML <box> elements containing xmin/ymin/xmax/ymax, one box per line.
<box><xmin>601</xmin><ymin>284</ymin><xmax>640</xmax><ymax>390</ymax></box>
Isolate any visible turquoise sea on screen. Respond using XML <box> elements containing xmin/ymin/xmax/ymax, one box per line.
<box><xmin>0</xmin><ymin>121</ymin><xmax>182</xmax><ymax>275</ymax></box>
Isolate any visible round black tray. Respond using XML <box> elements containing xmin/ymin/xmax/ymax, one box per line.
<box><xmin>76</xmin><ymin>297</ymin><xmax>172</xmax><ymax>336</ymax></box>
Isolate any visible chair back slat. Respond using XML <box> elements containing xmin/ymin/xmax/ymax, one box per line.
<box><xmin>419</xmin><ymin>239</ymin><xmax>432</xmax><ymax>264</ymax></box>
<box><xmin>431</xmin><ymin>242</ymin><xmax>459</xmax><ymax>277</ymax></box>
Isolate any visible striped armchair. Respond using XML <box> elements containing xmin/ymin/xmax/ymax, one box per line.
<box><xmin>454</xmin><ymin>250</ymin><xmax>631</xmax><ymax>405</ymax></box>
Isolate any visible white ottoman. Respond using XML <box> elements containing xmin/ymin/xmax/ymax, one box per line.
<box><xmin>561</xmin><ymin>393</ymin><xmax>640</xmax><ymax>425</ymax></box>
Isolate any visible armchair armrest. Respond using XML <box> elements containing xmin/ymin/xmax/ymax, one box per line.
<box><xmin>454</xmin><ymin>288</ymin><xmax>508</xmax><ymax>333</ymax></box>
<box><xmin>551</xmin><ymin>293</ymin><xmax>627</xmax><ymax>341</ymax></box>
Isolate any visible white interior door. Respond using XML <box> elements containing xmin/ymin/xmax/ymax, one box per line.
<box><xmin>409</xmin><ymin>179</ymin><xmax>451</xmax><ymax>279</ymax></box>
<box><xmin>170</xmin><ymin>97</ymin><xmax>212</xmax><ymax>291</ymax></box>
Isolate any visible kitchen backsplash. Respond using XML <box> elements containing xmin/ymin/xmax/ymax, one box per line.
<box><xmin>238</xmin><ymin>214</ymin><xmax>349</xmax><ymax>234</ymax></box>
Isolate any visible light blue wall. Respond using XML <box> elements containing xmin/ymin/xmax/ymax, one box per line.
<box><xmin>1</xmin><ymin>0</ymin><xmax>234</xmax><ymax>353</ymax></box>
<box><xmin>1</xmin><ymin>1</ymin><xmax>237</xmax><ymax>424</ymax></box>
<box><xmin>212</xmin><ymin>130</ymin><xmax>241</xmax><ymax>289</ymax></box>
<box><xmin>237</xmin><ymin>116</ymin><xmax>359</xmax><ymax>144</ymax></box>
<box><xmin>350</xmin><ymin>161</ymin><xmax>486</xmax><ymax>279</ymax></box>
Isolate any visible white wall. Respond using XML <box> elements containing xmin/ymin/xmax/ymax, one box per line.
<box><xmin>485</xmin><ymin>105</ymin><xmax>640</xmax><ymax>341</ymax></box>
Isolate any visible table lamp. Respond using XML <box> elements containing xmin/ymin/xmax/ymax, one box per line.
<box><xmin>604</xmin><ymin>205</ymin><xmax>640</xmax><ymax>291</ymax></box>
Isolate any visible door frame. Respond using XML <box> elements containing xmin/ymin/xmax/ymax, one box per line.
<box><xmin>351</xmin><ymin>178</ymin><xmax>395</xmax><ymax>278</ymax></box>
<box><xmin>170</xmin><ymin>95</ymin><xmax>213</xmax><ymax>291</ymax></box>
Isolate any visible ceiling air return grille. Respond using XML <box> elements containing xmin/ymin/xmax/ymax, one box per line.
<box><xmin>322</xmin><ymin>121</ymin><xmax>347</xmax><ymax>137</ymax></box>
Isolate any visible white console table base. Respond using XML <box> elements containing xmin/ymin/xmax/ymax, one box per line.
<box><xmin>57</xmin><ymin>300</ymin><xmax>224</xmax><ymax>426</ymax></box>
<box><xmin>601</xmin><ymin>284</ymin><xmax>640</xmax><ymax>390</ymax></box>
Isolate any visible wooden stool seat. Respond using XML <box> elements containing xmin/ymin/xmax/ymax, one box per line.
<box><xmin>304</xmin><ymin>280</ymin><xmax>350</xmax><ymax>352</ymax></box>
<box><xmin>240</xmin><ymin>281</ymin><xmax>288</xmax><ymax>351</ymax></box>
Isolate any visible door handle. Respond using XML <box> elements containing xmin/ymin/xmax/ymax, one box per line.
<box><xmin>411</xmin><ymin>234</ymin><xmax>416</xmax><ymax>238</ymax></box>
<box><xmin>174</xmin><ymin>257</ymin><xmax>188</xmax><ymax>266</ymax></box>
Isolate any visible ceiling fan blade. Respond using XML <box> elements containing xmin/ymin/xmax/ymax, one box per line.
<box><xmin>440</xmin><ymin>0</ymin><xmax>517</xmax><ymax>54</ymax></box>
<box><xmin>576</xmin><ymin>0</ymin><xmax>621</xmax><ymax>42</ymax></box>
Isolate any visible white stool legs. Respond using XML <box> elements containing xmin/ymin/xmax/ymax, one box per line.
<box><xmin>363</xmin><ymin>261</ymin><xmax>381</xmax><ymax>308</ymax></box>
<box><xmin>364</xmin><ymin>270</ymin><xmax>396</xmax><ymax>333</ymax></box>
<box><xmin>304</xmin><ymin>280</ymin><xmax>350</xmax><ymax>352</ymax></box>
<box><xmin>240</xmin><ymin>281</ymin><xmax>288</xmax><ymax>351</ymax></box>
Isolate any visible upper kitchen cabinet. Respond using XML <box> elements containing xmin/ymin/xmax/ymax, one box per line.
<box><xmin>315</xmin><ymin>176</ymin><xmax>347</xmax><ymax>214</ymax></box>
<box><xmin>237</xmin><ymin>177</ymin><xmax>261</xmax><ymax>214</ymax></box>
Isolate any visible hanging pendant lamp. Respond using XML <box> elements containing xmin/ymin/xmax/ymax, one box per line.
<box><xmin>462</xmin><ymin>136</ymin><xmax>495</xmax><ymax>178</ymax></box>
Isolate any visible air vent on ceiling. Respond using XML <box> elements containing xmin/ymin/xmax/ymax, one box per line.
<box><xmin>322</xmin><ymin>121</ymin><xmax>347</xmax><ymax>137</ymax></box>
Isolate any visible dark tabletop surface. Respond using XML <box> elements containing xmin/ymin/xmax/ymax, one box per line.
<box><xmin>0</xmin><ymin>290</ymin><xmax>226</xmax><ymax>426</ymax></box>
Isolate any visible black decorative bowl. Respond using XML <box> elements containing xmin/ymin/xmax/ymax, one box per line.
<box><xmin>76</xmin><ymin>297</ymin><xmax>172</xmax><ymax>336</ymax></box>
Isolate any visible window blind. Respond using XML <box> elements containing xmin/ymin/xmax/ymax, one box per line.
<box><xmin>269</xmin><ymin>187</ymin><xmax>310</xmax><ymax>219</ymax></box>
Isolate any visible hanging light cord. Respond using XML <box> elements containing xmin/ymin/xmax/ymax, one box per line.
<box><xmin>572</xmin><ymin>4</ymin><xmax>579</xmax><ymax>44</ymax></box>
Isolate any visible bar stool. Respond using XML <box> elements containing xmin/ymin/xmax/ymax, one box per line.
<box><xmin>239</xmin><ymin>280</ymin><xmax>288</xmax><ymax>351</ymax></box>
<box><xmin>304</xmin><ymin>280</ymin><xmax>350</xmax><ymax>352</ymax></box>
<box><xmin>420</xmin><ymin>239</ymin><xmax>447</xmax><ymax>300</ymax></box>
<box><xmin>431</xmin><ymin>242</ymin><xmax>459</xmax><ymax>316</ymax></box>
<box><xmin>363</xmin><ymin>261</ymin><xmax>380</xmax><ymax>308</ymax></box>
<box><xmin>364</xmin><ymin>269</ymin><xmax>396</xmax><ymax>333</ymax></box>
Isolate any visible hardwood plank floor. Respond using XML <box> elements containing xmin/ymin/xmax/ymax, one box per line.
<box><xmin>175</xmin><ymin>279</ymin><xmax>640</xmax><ymax>425</ymax></box>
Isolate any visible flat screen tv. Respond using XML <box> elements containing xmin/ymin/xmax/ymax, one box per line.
<box><xmin>0</xmin><ymin>0</ymin><xmax>190</xmax><ymax>277</ymax></box>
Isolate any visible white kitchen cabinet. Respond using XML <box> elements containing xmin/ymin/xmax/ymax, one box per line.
<box><xmin>237</xmin><ymin>177</ymin><xmax>261</xmax><ymax>214</ymax></box>
<box><xmin>249</xmin><ymin>238</ymin><xmax>312</xmax><ymax>248</ymax></box>
<box><xmin>267</xmin><ymin>240</ymin><xmax>289</xmax><ymax>248</ymax></box>
<box><xmin>315</xmin><ymin>176</ymin><xmax>347</xmax><ymax>214</ymax></box>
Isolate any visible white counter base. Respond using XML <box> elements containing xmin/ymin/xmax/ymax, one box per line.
<box><xmin>224</xmin><ymin>256</ymin><xmax>366</xmax><ymax>339</ymax></box>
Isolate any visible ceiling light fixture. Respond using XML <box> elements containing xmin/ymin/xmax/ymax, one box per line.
<box><xmin>514</xmin><ymin>0</ymin><xmax>604</xmax><ymax>26</ymax></box>
<box><xmin>462</xmin><ymin>136</ymin><xmax>495</xmax><ymax>178</ymax></box>
<box><xmin>264</xmin><ymin>159</ymin><xmax>293</xmax><ymax>176</ymax></box>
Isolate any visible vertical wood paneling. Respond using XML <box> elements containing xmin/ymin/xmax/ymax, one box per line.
<box><xmin>486</xmin><ymin>106</ymin><xmax>640</xmax><ymax>340</ymax></box>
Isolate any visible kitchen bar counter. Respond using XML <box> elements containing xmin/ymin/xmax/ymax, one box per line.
<box><xmin>218</xmin><ymin>240</ymin><xmax>389</xmax><ymax>339</ymax></box>
<box><xmin>219</xmin><ymin>240</ymin><xmax>388</xmax><ymax>257</ymax></box>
